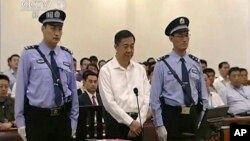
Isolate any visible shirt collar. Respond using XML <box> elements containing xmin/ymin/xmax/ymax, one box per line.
<box><xmin>39</xmin><ymin>41</ymin><xmax>60</xmax><ymax>56</ymax></box>
<box><xmin>230</xmin><ymin>84</ymin><xmax>243</xmax><ymax>90</ymax></box>
<box><xmin>86</xmin><ymin>90</ymin><xmax>96</xmax><ymax>98</ymax></box>
<box><xmin>111</xmin><ymin>56</ymin><xmax>134</xmax><ymax>70</ymax></box>
<box><xmin>10</xmin><ymin>69</ymin><xmax>15</xmax><ymax>74</ymax></box>
<box><xmin>217</xmin><ymin>75</ymin><xmax>229</xmax><ymax>82</ymax></box>
<box><xmin>169</xmin><ymin>50</ymin><xmax>189</xmax><ymax>63</ymax></box>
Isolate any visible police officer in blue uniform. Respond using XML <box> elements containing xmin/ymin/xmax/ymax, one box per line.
<box><xmin>150</xmin><ymin>17</ymin><xmax>208</xmax><ymax>141</ymax></box>
<box><xmin>15</xmin><ymin>9</ymin><xmax>79</xmax><ymax>141</ymax></box>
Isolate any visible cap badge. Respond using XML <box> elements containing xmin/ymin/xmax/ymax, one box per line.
<box><xmin>179</xmin><ymin>18</ymin><xmax>185</xmax><ymax>24</ymax></box>
<box><xmin>46</xmin><ymin>11</ymin><xmax>54</xmax><ymax>19</ymax></box>
<box><xmin>54</xmin><ymin>11</ymin><xmax>60</xmax><ymax>18</ymax></box>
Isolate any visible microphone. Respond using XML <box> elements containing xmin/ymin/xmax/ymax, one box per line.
<box><xmin>133</xmin><ymin>87</ymin><xmax>143</xmax><ymax>138</ymax></box>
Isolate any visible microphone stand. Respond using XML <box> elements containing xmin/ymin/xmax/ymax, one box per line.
<box><xmin>134</xmin><ymin>88</ymin><xmax>144</xmax><ymax>139</ymax></box>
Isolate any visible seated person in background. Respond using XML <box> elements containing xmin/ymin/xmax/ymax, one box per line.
<box><xmin>147</xmin><ymin>66</ymin><xmax>154</xmax><ymax>84</ymax></box>
<box><xmin>239</xmin><ymin>68</ymin><xmax>249</xmax><ymax>86</ymax></box>
<box><xmin>219</xmin><ymin>67</ymin><xmax>250</xmax><ymax>116</ymax></box>
<box><xmin>203</xmin><ymin>73</ymin><xmax>224</xmax><ymax>108</ymax></box>
<box><xmin>89</xmin><ymin>55</ymin><xmax>99</xmax><ymax>66</ymax></box>
<box><xmin>200</xmin><ymin>59</ymin><xmax>207</xmax><ymax>70</ymax></box>
<box><xmin>78</xmin><ymin>70</ymin><xmax>102</xmax><ymax>106</ymax></box>
<box><xmin>87</xmin><ymin>63</ymin><xmax>99</xmax><ymax>75</ymax></box>
<box><xmin>203</xmin><ymin>68</ymin><xmax>218</xmax><ymax>93</ymax></box>
<box><xmin>98</xmin><ymin>60</ymin><xmax>106</xmax><ymax>70</ymax></box>
<box><xmin>76</xmin><ymin>57</ymin><xmax>90</xmax><ymax>81</ymax></box>
<box><xmin>0</xmin><ymin>74</ymin><xmax>15</xmax><ymax>130</ymax></box>
<box><xmin>213</xmin><ymin>61</ymin><xmax>230</xmax><ymax>93</ymax></box>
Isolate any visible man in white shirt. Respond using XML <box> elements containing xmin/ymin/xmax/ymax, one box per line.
<box><xmin>98</xmin><ymin>30</ymin><xmax>150</xmax><ymax>141</ymax></box>
<box><xmin>4</xmin><ymin>54</ymin><xmax>19</xmax><ymax>91</ymax></box>
<box><xmin>213</xmin><ymin>61</ymin><xmax>230</xmax><ymax>93</ymax></box>
<box><xmin>219</xmin><ymin>67</ymin><xmax>250</xmax><ymax>115</ymax></box>
<box><xmin>203</xmin><ymin>68</ymin><xmax>218</xmax><ymax>93</ymax></box>
<box><xmin>203</xmin><ymin>73</ymin><xmax>224</xmax><ymax>108</ymax></box>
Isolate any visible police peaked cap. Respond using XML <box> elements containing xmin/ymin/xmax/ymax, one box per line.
<box><xmin>165</xmin><ymin>16</ymin><xmax>189</xmax><ymax>36</ymax></box>
<box><xmin>39</xmin><ymin>9</ymin><xmax>66</xmax><ymax>25</ymax></box>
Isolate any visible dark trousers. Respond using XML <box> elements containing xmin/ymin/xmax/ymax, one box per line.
<box><xmin>25</xmin><ymin>105</ymin><xmax>72</xmax><ymax>141</ymax></box>
<box><xmin>104</xmin><ymin>112</ymin><xmax>142</xmax><ymax>141</ymax></box>
<box><xmin>162</xmin><ymin>104</ymin><xmax>201</xmax><ymax>141</ymax></box>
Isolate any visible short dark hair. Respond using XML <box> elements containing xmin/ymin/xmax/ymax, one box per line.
<box><xmin>89</xmin><ymin>55</ymin><xmax>98</xmax><ymax>62</ymax></box>
<box><xmin>8</xmin><ymin>54</ymin><xmax>20</xmax><ymax>62</ymax></box>
<box><xmin>87</xmin><ymin>63</ymin><xmax>99</xmax><ymax>71</ymax></box>
<box><xmin>80</xmin><ymin>57</ymin><xmax>90</xmax><ymax>66</ymax></box>
<box><xmin>147</xmin><ymin>66</ymin><xmax>155</xmax><ymax>76</ymax></box>
<box><xmin>0</xmin><ymin>74</ymin><xmax>10</xmax><ymax>83</ymax></box>
<box><xmin>239</xmin><ymin>68</ymin><xmax>248</xmax><ymax>74</ymax></box>
<box><xmin>114</xmin><ymin>30</ymin><xmax>135</xmax><ymax>45</ymax></box>
<box><xmin>218</xmin><ymin>61</ymin><xmax>229</xmax><ymax>69</ymax></box>
<box><xmin>228</xmin><ymin>67</ymin><xmax>240</xmax><ymax>76</ymax></box>
<box><xmin>200</xmin><ymin>59</ymin><xmax>207</xmax><ymax>66</ymax></box>
<box><xmin>73</xmin><ymin>57</ymin><xmax>77</xmax><ymax>62</ymax></box>
<box><xmin>203</xmin><ymin>68</ymin><xmax>215</xmax><ymax>75</ymax></box>
<box><xmin>82</xmin><ymin>70</ymin><xmax>98</xmax><ymax>81</ymax></box>
<box><xmin>142</xmin><ymin>61</ymin><xmax>148</xmax><ymax>66</ymax></box>
<box><xmin>147</xmin><ymin>57</ymin><xmax>155</xmax><ymax>63</ymax></box>
<box><xmin>98</xmin><ymin>60</ymin><xmax>106</xmax><ymax>68</ymax></box>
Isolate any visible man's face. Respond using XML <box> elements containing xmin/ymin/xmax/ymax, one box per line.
<box><xmin>170</xmin><ymin>31</ymin><xmax>189</xmax><ymax>52</ymax></box>
<box><xmin>240</xmin><ymin>71</ymin><xmax>248</xmax><ymax>85</ymax></box>
<box><xmin>9</xmin><ymin>56</ymin><xmax>19</xmax><ymax>70</ymax></box>
<box><xmin>201</xmin><ymin>63</ymin><xmax>207</xmax><ymax>70</ymax></box>
<box><xmin>229</xmin><ymin>71</ymin><xmax>241</xmax><ymax>88</ymax></box>
<box><xmin>219</xmin><ymin>64</ymin><xmax>230</xmax><ymax>77</ymax></box>
<box><xmin>84</xmin><ymin>75</ymin><xmax>98</xmax><ymax>94</ymax></box>
<box><xmin>0</xmin><ymin>79</ymin><xmax>9</xmax><ymax>97</ymax></box>
<box><xmin>99</xmin><ymin>61</ymin><xmax>106</xmax><ymax>69</ymax></box>
<box><xmin>42</xmin><ymin>24</ymin><xmax>63</xmax><ymax>46</ymax></box>
<box><xmin>203</xmin><ymin>74</ymin><xmax>210</xmax><ymax>92</ymax></box>
<box><xmin>207</xmin><ymin>72</ymin><xmax>215</xmax><ymax>86</ymax></box>
<box><xmin>81</xmin><ymin>60</ymin><xmax>90</xmax><ymax>71</ymax></box>
<box><xmin>115</xmin><ymin>37</ymin><xmax>134</xmax><ymax>62</ymax></box>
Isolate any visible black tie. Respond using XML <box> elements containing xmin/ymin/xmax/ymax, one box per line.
<box><xmin>50</xmin><ymin>51</ymin><xmax>62</xmax><ymax>106</ymax></box>
<box><xmin>180</xmin><ymin>58</ymin><xmax>193</xmax><ymax>106</ymax></box>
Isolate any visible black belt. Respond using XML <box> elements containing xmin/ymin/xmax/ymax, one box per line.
<box><xmin>163</xmin><ymin>104</ymin><xmax>199</xmax><ymax>113</ymax></box>
<box><xmin>28</xmin><ymin>104</ymin><xmax>67</xmax><ymax>116</ymax></box>
<box><xmin>127</xmin><ymin>112</ymin><xmax>138</xmax><ymax>120</ymax></box>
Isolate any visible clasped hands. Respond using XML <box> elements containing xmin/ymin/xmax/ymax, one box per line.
<box><xmin>128</xmin><ymin>120</ymin><xmax>142</xmax><ymax>138</ymax></box>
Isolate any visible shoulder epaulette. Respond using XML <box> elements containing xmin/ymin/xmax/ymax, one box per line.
<box><xmin>60</xmin><ymin>46</ymin><xmax>73</xmax><ymax>55</ymax></box>
<box><xmin>188</xmin><ymin>54</ymin><xmax>200</xmax><ymax>63</ymax></box>
<box><xmin>157</xmin><ymin>55</ymin><xmax>169</xmax><ymax>61</ymax></box>
<box><xmin>24</xmin><ymin>45</ymin><xmax>38</xmax><ymax>50</ymax></box>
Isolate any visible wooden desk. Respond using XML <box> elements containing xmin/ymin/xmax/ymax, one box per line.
<box><xmin>224</xmin><ymin>116</ymin><xmax>250</xmax><ymax>124</ymax></box>
<box><xmin>0</xmin><ymin>128</ymin><xmax>23</xmax><ymax>141</ymax></box>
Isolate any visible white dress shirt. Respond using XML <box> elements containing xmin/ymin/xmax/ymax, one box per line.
<box><xmin>4</xmin><ymin>69</ymin><xmax>17</xmax><ymax>90</ymax></box>
<box><xmin>98</xmin><ymin>56</ymin><xmax>150</xmax><ymax>126</ymax></box>
<box><xmin>219</xmin><ymin>85</ymin><xmax>250</xmax><ymax>114</ymax></box>
<box><xmin>208</xmin><ymin>91</ymin><xmax>225</xmax><ymax>108</ymax></box>
<box><xmin>213</xmin><ymin>75</ymin><xmax>230</xmax><ymax>93</ymax></box>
